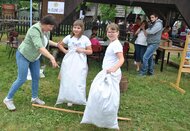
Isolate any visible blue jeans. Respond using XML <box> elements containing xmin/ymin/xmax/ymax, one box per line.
<box><xmin>140</xmin><ymin>43</ymin><xmax>159</xmax><ymax>75</ymax></box>
<box><xmin>135</xmin><ymin>44</ymin><xmax>147</xmax><ymax>63</ymax></box>
<box><xmin>7</xmin><ymin>50</ymin><xmax>40</xmax><ymax>99</ymax></box>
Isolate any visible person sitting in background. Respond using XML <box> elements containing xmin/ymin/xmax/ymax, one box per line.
<box><xmin>84</xmin><ymin>25</ymin><xmax>99</xmax><ymax>39</ymax></box>
<box><xmin>161</xmin><ymin>26</ymin><xmax>171</xmax><ymax>40</ymax></box>
<box><xmin>155</xmin><ymin>26</ymin><xmax>171</xmax><ymax>64</ymax></box>
<box><xmin>90</xmin><ymin>33</ymin><xmax>103</xmax><ymax>58</ymax></box>
<box><xmin>90</xmin><ymin>33</ymin><xmax>101</xmax><ymax>46</ymax></box>
<box><xmin>178</xmin><ymin>21</ymin><xmax>187</xmax><ymax>42</ymax></box>
<box><xmin>161</xmin><ymin>26</ymin><xmax>172</xmax><ymax>46</ymax></box>
<box><xmin>132</xmin><ymin>17</ymin><xmax>142</xmax><ymax>34</ymax></box>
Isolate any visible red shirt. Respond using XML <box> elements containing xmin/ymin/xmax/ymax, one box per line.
<box><xmin>161</xmin><ymin>32</ymin><xmax>169</xmax><ymax>40</ymax></box>
<box><xmin>132</xmin><ymin>24</ymin><xmax>141</xmax><ymax>34</ymax></box>
<box><xmin>90</xmin><ymin>38</ymin><xmax>100</xmax><ymax>46</ymax></box>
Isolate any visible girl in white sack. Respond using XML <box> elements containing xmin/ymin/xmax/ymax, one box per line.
<box><xmin>56</xmin><ymin>20</ymin><xmax>92</xmax><ymax>106</ymax></box>
<box><xmin>81</xmin><ymin>23</ymin><xmax>124</xmax><ymax>129</ymax></box>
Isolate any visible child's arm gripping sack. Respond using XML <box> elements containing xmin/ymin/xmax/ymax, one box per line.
<box><xmin>81</xmin><ymin>70</ymin><xmax>120</xmax><ymax>129</ymax></box>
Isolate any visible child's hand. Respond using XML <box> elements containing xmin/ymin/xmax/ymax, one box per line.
<box><xmin>76</xmin><ymin>48</ymin><xmax>85</xmax><ymax>53</ymax></box>
<box><xmin>107</xmin><ymin>67</ymin><xmax>117</xmax><ymax>73</ymax></box>
<box><xmin>57</xmin><ymin>41</ymin><xmax>62</xmax><ymax>48</ymax></box>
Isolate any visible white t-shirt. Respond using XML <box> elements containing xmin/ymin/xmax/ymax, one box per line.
<box><xmin>102</xmin><ymin>39</ymin><xmax>123</xmax><ymax>70</ymax></box>
<box><xmin>63</xmin><ymin>35</ymin><xmax>91</xmax><ymax>50</ymax></box>
<box><xmin>36</xmin><ymin>34</ymin><xmax>48</xmax><ymax>60</ymax></box>
<box><xmin>135</xmin><ymin>30</ymin><xmax>147</xmax><ymax>46</ymax></box>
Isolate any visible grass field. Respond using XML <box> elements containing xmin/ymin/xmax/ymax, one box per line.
<box><xmin>0</xmin><ymin>42</ymin><xmax>190</xmax><ymax>131</ymax></box>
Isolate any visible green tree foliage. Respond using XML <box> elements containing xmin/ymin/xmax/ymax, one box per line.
<box><xmin>18</xmin><ymin>1</ymin><xmax>38</xmax><ymax>10</ymax></box>
<box><xmin>99</xmin><ymin>4</ymin><xmax>116</xmax><ymax>23</ymax></box>
<box><xmin>0</xmin><ymin>0</ymin><xmax>18</xmax><ymax>13</ymax></box>
<box><xmin>0</xmin><ymin>0</ymin><xmax>38</xmax><ymax>14</ymax></box>
<box><xmin>18</xmin><ymin>1</ymin><xmax>30</xmax><ymax>9</ymax></box>
<box><xmin>0</xmin><ymin>0</ymin><xmax>17</xmax><ymax>4</ymax></box>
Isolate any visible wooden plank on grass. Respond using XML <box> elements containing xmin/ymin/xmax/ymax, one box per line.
<box><xmin>170</xmin><ymin>83</ymin><xmax>186</xmax><ymax>94</ymax></box>
<box><xmin>32</xmin><ymin>104</ymin><xmax>131</xmax><ymax>121</ymax></box>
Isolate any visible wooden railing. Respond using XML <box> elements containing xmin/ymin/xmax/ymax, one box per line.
<box><xmin>0</xmin><ymin>16</ymin><xmax>108</xmax><ymax>39</ymax></box>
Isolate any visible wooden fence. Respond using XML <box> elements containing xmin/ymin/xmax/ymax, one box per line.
<box><xmin>0</xmin><ymin>16</ymin><xmax>107</xmax><ymax>38</ymax></box>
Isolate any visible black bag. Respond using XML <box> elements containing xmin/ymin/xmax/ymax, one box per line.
<box><xmin>130</xmin><ymin>36</ymin><xmax>137</xmax><ymax>44</ymax></box>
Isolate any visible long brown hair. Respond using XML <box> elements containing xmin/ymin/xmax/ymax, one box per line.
<box><xmin>71</xmin><ymin>19</ymin><xmax>84</xmax><ymax>38</ymax></box>
<box><xmin>141</xmin><ymin>20</ymin><xmax>148</xmax><ymax>29</ymax></box>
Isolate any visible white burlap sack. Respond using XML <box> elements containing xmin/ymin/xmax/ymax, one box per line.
<box><xmin>81</xmin><ymin>70</ymin><xmax>121</xmax><ymax>129</ymax></box>
<box><xmin>56</xmin><ymin>50</ymin><xmax>88</xmax><ymax>105</ymax></box>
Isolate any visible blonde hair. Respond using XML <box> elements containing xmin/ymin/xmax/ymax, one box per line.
<box><xmin>106</xmin><ymin>23</ymin><xmax>119</xmax><ymax>32</ymax></box>
<box><xmin>71</xmin><ymin>19</ymin><xmax>84</xmax><ymax>38</ymax></box>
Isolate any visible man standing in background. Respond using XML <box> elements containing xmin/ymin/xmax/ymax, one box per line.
<box><xmin>140</xmin><ymin>13</ymin><xmax>163</xmax><ymax>76</ymax></box>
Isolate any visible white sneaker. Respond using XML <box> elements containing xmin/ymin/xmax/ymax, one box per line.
<box><xmin>31</xmin><ymin>97</ymin><xmax>45</xmax><ymax>105</ymax></box>
<box><xmin>3</xmin><ymin>97</ymin><xmax>16</xmax><ymax>111</ymax></box>
<box><xmin>67</xmin><ymin>103</ymin><xmax>73</xmax><ymax>107</ymax></box>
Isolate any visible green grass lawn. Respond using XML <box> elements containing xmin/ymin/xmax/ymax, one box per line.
<box><xmin>0</xmin><ymin>43</ymin><xmax>190</xmax><ymax>131</ymax></box>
